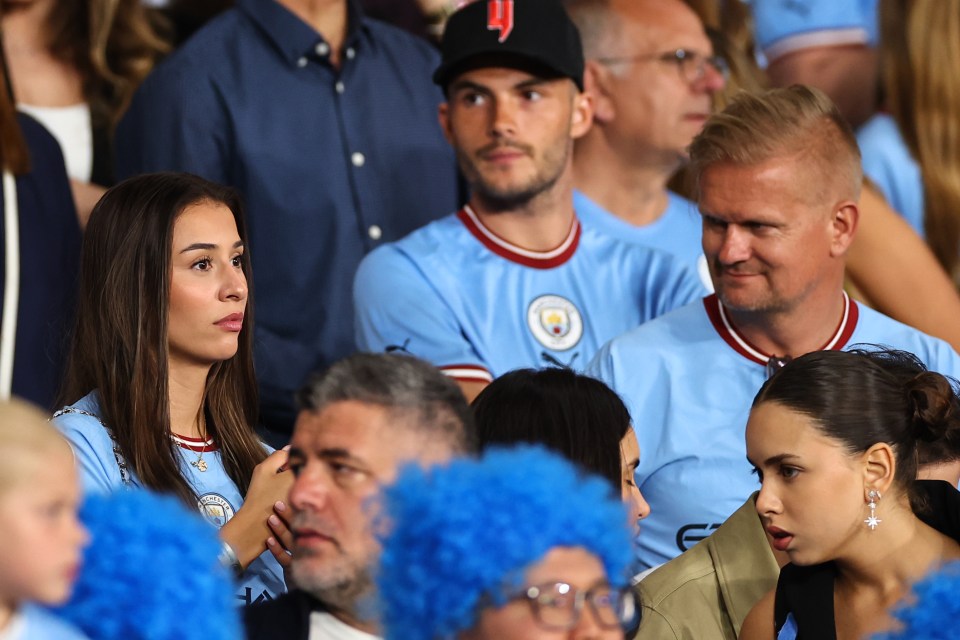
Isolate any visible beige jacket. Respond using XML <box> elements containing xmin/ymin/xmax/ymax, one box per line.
<box><xmin>634</xmin><ymin>493</ymin><xmax>779</xmax><ymax>640</ymax></box>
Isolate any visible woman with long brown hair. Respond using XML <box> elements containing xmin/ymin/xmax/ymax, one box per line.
<box><xmin>53</xmin><ymin>172</ymin><xmax>291</xmax><ymax>604</ymax></box>
<box><xmin>858</xmin><ymin>0</ymin><xmax>960</xmax><ymax>286</ymax></box>
<box><xmin>1</xmin><ymin>0</ymin><xmax>168</xmax><ymax>224</ymax></box>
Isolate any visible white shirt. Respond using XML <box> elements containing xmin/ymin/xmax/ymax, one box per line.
<box><xmin>309</xmin><ymin>612</ymin><xmax>382</xmax><ymax>640</ymax></box>
<box><xmin>0</xmin><ymin>611</ymin><xmax>25</xmax><ymax>640</ymax></box>
<box><xmin>17</xmin><ymin>102</ymin><xmax>93</xmax><ymax>182</ymax></box>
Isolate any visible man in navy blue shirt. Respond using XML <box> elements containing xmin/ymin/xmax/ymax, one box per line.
<box><xmin>115</xmin><ymin>0</ymin><xmax>460</xmax><ymax>441</ymax></box>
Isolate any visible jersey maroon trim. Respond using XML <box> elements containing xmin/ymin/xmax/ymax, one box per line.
<box><xmin>171</xmin><ymin>433</ymin><xmax>219</xmax><ymax>453</ymax></box>
<box><xmin>439</xmin><ymin>363</ymin><xmax>494</xmax><ymax>384</ymax></box>
<box><xmin>704</xmin><ymin>293</ymin><xmax>860</xmax><ymax>366</ymax></box>
<box><xmin>456</xmin><ymin>206</ymin><xmax>580</xmax><ymax>269</ymax></box>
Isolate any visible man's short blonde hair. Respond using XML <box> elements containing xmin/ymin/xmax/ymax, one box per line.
<box><xmin>688</xmin><ymin>85</ymin><xmax>863</xmax><ymax>204</ymax></box>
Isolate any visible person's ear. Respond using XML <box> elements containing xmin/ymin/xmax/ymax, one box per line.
<box><xmin>829</xmin><ymin>200</ymin><xmax>859</xmax><ymax>257</ymax></box>
<box><xmin>570</xmin><ymin>85</ymin><xmax>594</xmax><ymax>140</ymax></box>
<box><xmin>438</xmin><ymin>102</ymin><xmax>454</xmax><ymax>145</ymax></box>
<box><xmin>862</xmin><ymin>442</ymin><xmax>896</xmax><ymax>495</ymax></box>
<box><xmin>582</xmin><ymin>60</ymin><xmax>615</xmax><ymax>124</ymax></box>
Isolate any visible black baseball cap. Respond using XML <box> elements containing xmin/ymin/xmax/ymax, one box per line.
<box><xmin>433</xmin><ymin>0</ymin><xmax>585</xmax><ymax>91</ymax></box>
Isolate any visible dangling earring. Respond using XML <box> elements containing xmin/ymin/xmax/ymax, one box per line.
<box><xmin>864</xmin><ymin>489</ymin><xmax>882</xmax><ymax>530</ymax></box>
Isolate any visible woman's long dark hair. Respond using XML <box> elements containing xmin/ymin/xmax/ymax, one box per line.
<box><xmin>471</xmin><ymin>367</ymin><xmax>631</xmax><ymax>491</ymax></box>
<box><xmin>0</xmin><ymin>54</ymin><xmax>29</xmax><ymax>175</ymax></box>
<box><xmin>59</xmin><ymin>172</ymin><xmax>264</xmax><ymax>505</ymax></box>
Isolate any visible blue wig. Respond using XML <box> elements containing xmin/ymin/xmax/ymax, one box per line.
<box><xmin>54</xmin><ymin>490</ymin><xmax>241</xmax><ymax>640</ymax></box>
<box><xmin>874</xmin><ymin>561</ymin><xmax>960</xmax><ymax>640</ymax></box>
<box><xmin>376</xmin><ymin>445</ymin><xmax>634</xmax><ymax>640</ymax></box>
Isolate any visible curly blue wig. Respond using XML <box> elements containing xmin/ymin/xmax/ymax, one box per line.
<box><xmin>376</xmin><ymin>445</ymin><xmax>634</xmax><ymax>640</ymax></box>
<box><xmin>874</xmin><ymin>561</ymin><xmax>960</xmax><ymax>640</ymax></box>
<box><xmin>53</xmin><ymin>490</ymin><xmax>241</xmax><ymax>640</ymax></box>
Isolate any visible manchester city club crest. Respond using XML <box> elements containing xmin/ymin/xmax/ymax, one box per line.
<box><xmin>197</xmin><ymin>493</ymin><xmax>235</xmax><ymax>528</ymax></box>
<box><xmin>526</xmin><ymin>295</ymin><xmax>583</xmax><ymax>351</ymax></box>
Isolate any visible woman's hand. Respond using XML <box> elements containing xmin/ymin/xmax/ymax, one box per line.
<box><xmin>266</xmin><ymin>500</ymin><xmax>294</xmax><ymax>569</ymax></box>
<box><xmin>219</xmin><ymin>447</ymin><xmax>293</xmax><ymax>569</ymax></box>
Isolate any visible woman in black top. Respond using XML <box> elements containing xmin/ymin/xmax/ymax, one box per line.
<box><xmin>739</xmin><ymin>348</ymin><xmax>960</xmax><ymax>640</ymax></box>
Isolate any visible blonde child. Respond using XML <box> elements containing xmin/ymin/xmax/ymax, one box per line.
<box><xmin>0</xmin><ymin>399</ymin><xmax>89</xmax><ymax>639</ymax></box>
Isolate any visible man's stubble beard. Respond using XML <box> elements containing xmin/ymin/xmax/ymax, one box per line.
<box><xmin>456</xmin><ymin>134</ymin><xmax>572</xmax><ymax>214</ymax></box>
<box><xmin>290</xmin><ymin>549</ymin><xmax>374</xmax><ymax>612</ymax></box>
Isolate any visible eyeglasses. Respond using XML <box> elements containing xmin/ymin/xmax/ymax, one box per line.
<box><xmin>596</xmin><ymin>48</ymin><xmax>729</xmax><ymax>83</ymax></box>
<box><xmin>503</xmin><ymin>581</ymin><xmax>637</xmax><ymax>631</ymax></box>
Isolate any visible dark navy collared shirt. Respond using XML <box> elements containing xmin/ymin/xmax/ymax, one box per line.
<box><xmin>116</xmin><ymin>0</ymin><xmax>460</xmax><ymax>435</ymax></box>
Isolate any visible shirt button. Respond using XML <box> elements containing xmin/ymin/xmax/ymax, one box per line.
<box><xmin>368</xmin><ymin>225</ymin><xmax>382</xmax><ymax>240</ymax></box>
<box><xmin>345</xmin><ymin>47</ymin><xmax>356</xmax><ymax>60</ymax></box>
<box><xmin>335</xmin><ymin>81</ymin><xmax>345</xmax><ymax>94</ymax></box>
<box><xmin>351</xmin><ymin>152</ymin><xmax>365</xmax><ymax>167</ymax></box>
<box><xmin>315</xmin><ymin>42</ymin><xmax>330</xmax><ymax>56</ymax></box>
<box><xmin>296</xmin><ymin>56</ymin><xmax>308</xmax><ymax>68</ymax></box>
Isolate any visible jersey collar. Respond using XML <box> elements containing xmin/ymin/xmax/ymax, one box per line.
<box><xmin>171</xmin><ymin>433</ymin><xmax>218</xmax><ymax>453</ymax></box>
<box><xmin>704</xmin><ymin>292</ymin><xmax>859</xmax><ymax>366</ymax></box>
<box><xmin>457</xmin><ymin>205</ymin><xmax>580</xmax><ymax>269</ymax></box>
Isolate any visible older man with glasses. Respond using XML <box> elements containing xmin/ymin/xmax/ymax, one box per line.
<box><xmin>566</xmin><ymin>0</ymin><xmax>727</xmax><ymax>290</ymax></box>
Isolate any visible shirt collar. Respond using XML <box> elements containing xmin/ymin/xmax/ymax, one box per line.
<box><xmin>238</xmin><ymin>0</ymin><xmax>368</xmax><ymax>68</ymax></box>
<box><xmin>703</xmin><ymin>292</ymin><xmax>859</xmax><ymax>366</ymax></box>
<box><xmin>457</xmin><ymin>205</ymin><xmax>580</xmax><ymax>269</ymax></box>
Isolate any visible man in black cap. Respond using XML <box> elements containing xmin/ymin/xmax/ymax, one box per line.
<box><xmin>354</xmin><ymin>0</ymin><xmax>704</xmax><ymax>402</ymax></box>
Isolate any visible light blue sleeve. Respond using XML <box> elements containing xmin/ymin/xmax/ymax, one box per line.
<box><xmin>924</xmin><ymin>338</ymin><xmax>960</xmax><ymax>381</ymax></box>
<box><xmin>353</xmin><ymin>245</ymin><xmax>489</xmax><ymax>376</ymax></box>
<box><xmin>52</xmin><ymin>411</ymin><xmax>127</xmax><ymax>495</ymax></box>
<box><xmin>856</xmin><ymin>114</ymin><xmax>925</xmax><ymax>236</ymax></box>
<box><xmin>586</xmin><ymin>331</ymin><xmax>652</xmax><ymax>435</ymax></box>
<box><xmin>586</xmin><ymin>338</ymin><xmax>619</xmax><ymax>388</ymax></box>
<box><xmin>21</xmin><ymin>604</ymin><xmax>90</xmax><ymax>640</ymax></box>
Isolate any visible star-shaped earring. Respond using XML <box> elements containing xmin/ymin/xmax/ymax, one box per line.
<box><xmin>865</xmin><ymin>489</ymin><xmax>882</xmax><ymax>530</ymax></box>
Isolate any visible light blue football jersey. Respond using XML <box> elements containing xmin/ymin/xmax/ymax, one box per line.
<box><xmin>5</xmin><ymin>604</ymin><xmax>90</xmax><ymax>640</ymax></box>
<box><xmin>857</xmin><ymin>113</ymin><xmax>925</xmax><ymax>237</ymax></box>
<box><xmin>751</xmin><ymin>0</ymin><xmax>879</xmax><ymax>61</ymax></box>
<box><xmin>588</xmin><ymin>294</ymin><xmax>960</xmax><ymax>570</ymax></box>
<box><xmin>354</xmin><ymin>206</ymin><xmax>706</xmax><ymax>382</ymax></box>
<box><xmin>573</xmin><ymin>190</ymin><xmax>712</xmax><ymax>291</ymax></box>
<box><xmin>53</xmin><ymin>393</ymin><xmax>285</xmax><ymax>606</ymax></box>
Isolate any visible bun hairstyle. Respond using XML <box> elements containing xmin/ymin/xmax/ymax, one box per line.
<box><xmin>753</xmin><ymin>347</ymin><xmax>960</xmax><ymax>512</ymax></box>
<box><xmin>904</xmin><ymin>369</ymin><xmax>960</xmax><ymax>466</ymax></box>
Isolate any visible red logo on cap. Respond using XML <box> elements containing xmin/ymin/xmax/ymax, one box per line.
<box><xmin>487</xmin><ymin>0</ymin><xmax>514</xmax><ymax>42</ymax></box>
